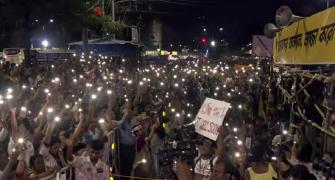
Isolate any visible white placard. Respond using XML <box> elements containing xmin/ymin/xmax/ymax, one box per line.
<box><xmin>194</xmin><ymin>98</ymin><xmax>230</xmax><ymax>141</ymax></box>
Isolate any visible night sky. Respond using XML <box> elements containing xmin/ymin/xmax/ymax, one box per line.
<box><xmin>150</xmin><ymin>0</ymin><xmax>330</xmax><ymax>48</ymax></box>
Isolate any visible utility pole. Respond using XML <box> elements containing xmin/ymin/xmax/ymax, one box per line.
<box><xmin>83</xmin><ymin>0</ymin><xmax>89</xmax><ymax>59</ymax></box>
<box><xmin>112</xmin><ymin>0</ymin><xmax>115</xmax><ymax>21</ymax></box>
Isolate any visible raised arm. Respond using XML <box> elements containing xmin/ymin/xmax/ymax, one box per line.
<box><xmin>67</xmin><ymin>112</ymin><xmax>84</xmax><ymax>161</ymax></box>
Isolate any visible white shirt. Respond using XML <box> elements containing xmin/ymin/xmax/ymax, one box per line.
<box><xmin>71</xmin><ymin>153</ymin><xmax>110</xmax><ymax>180</ymax></box>
<box><xmin>8</xmin><ymin>137</ymin><xmax>34</xmax><ymax>167</ymax></box>
<box><xmin>39</xmin><ymin>143</ymin><xmax>59</xmax><ymax>169</ymax></box>
<box><xmin>194</xmin><ymin>155</ymin><xmax>218</xmax><ymax>179</ymax></box>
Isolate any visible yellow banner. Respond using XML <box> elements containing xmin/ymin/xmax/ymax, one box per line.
<box><xmin>273</xmin><ymin>7</ymin><xmax>335</xmax><ymax>64</ymax></box>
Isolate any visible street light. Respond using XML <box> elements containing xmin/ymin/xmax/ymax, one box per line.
<box><xmin>210</xmin><ymin>40</ymin><xmax>216</xmax><ymax>47</ymax></box>
<box><xmin>42</xmin><ymin>39</ymin><xmax>49</xmax><ymax>48</ymax></box>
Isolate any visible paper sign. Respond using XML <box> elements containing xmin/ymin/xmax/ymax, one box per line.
<box><xmin>194</xmin><ymin>98</ymin><xmax>230</xmax><ymax>141</ymax></box>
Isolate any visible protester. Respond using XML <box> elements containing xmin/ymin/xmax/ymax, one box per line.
<box><xmin>0</xmin><ymin>54</ymin><xmax>328</xmax><ymax>180</ymax></box>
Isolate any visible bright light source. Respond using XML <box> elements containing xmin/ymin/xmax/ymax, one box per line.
<box><xmin>233</xmin><ymin>127</ymin><xmax>238</xmax><ymax>132</ymax></box>
<box><xmin>6</xmin><ymin>94</ymin><xmax>13</xmax><ymax>99</ymax></box>
<box><xmin>139</xmin><ymin>81</ymin><xmax>144</xmax><ymax>86</ymax></box>
<box><xmin>220</xmin><ymin>27</ymin><xmax>223</xmax><ymax>31</ymax></box>
<box><xmin>171</xmin><ymin>108</ymin><xmax>175</xmax><ymax>112</ymax></box>
<box><xmin>141</xmin><ymin>159</ymin><xmax>147</xmax><ymax>163</ymax></box>
<box><xmin>22</xmin><ymin>85</ymin><xmax>27</xmax><ymax>89</ymax></box>
<box><xmin>176</xmin><ymin>113</ymin><xmax>180</xmax><ymax>117</ymax></box>
<box><xmin>17</xmin><ymin>138</ymin><xmax>24</xmax><ymax>144</ymax></box>
<box><xmin>21</xmin><ymin>107</ymin><xmax>27</xmax><ymax>112</ymax></box>
<box><xmin>271</xmin><ymin>156</ymin><xmax>278</xmax><ymax>161</ymax></box>
<box><xmin>225</xmin><ymin>123</ymin><xmax>229</xmax><ymax>127</ymax></box>
<box><xmin>238</xmin><ymin>104</ymin><xmax>242</xmax><ymax>109</ymax></box>
<box><xmin>249</xmin><ymin>78</ymin><xmax>253</xmax><ymax>82</ymax></box>
<box><xmin>187</xmin><ymin>113</ymin><xmax>191</xmax><ymax>117</ymax></box>
<box><xmin>65</xmin><ymin>104</ymin><xmax>70</xmax><ymax>109</ymax></box>
<box><xmin>211</xmin><ymin>40</ymin><xmax>216</xmax><ymax>47</ymax></box>
<box><xmin>283</xmin><ymin>130</ymin><xmax>288</xmax><ymax>135</ymax></box>
<box><xmin>235</xmin><ymin>152</ymin><xmax>241</xmax><ymax>158</ymax></box>
<box><xmin>49</xmin><ymin>19</ymin><xmax>54</xmax><ymax>23</ymax></box>
<box><xmin>44</xmin><ymin>89</ymin><xmax>49</xmax><ymax>93</ymax></box>
<box><xmin>47</xmin><ymin>108</ymin><xmax>54</xmax><ymax>113</ymax></box>
<box><xmin>42</xmin><ymin>39</ymin><xmax>49</xmax><ymax>48</ymax></box>
<box><xmin>160</xmin><ymin>82</ymin><xmax>164</xmax><ymax>86</ymax></box>
<box><xmin>7</xmin><ymin>88</ymin><xmax>13</xmax><ymax>93</ymax></box>
<box><xmin>99</xmin><ymin>118</ymin><xmax>105</xmax><ymax>124</ymax></box>
<box><xmin>91</xmin><ymin>94</ymin><xmax>97</xmax><ymax>100</ymax></box>
<box><xmin>174</xmin><ymin>83</ymin><xmax>179</xmax><ymax>87</ymax></box>
<box><xmin>54</xmin><ymin>116</ymin><xmax>61</xmax><ymax>122</ymax></box>
<box><xmin>107</xmin><ymin>90</ymin><xmax>112</xmax><ymax>95</ymax></box>
<box><xmin>127</xmin><ymin>80</ymin><xmax>132</xmax><ymax>84</ymax></box>
<box><xmin>237</xmin><ymin>140</ymin><xmax>243</xmax><ymax>145</ymax></box>
<box><xmin>203</xmin><ymin>28</ymin><xmax>207</xmax><ymax>32</ymax></box>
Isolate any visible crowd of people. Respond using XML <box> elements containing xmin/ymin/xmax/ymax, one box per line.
<box><xmin>0</xmin><ymin>54</ymin><xmax>333</xmax><ymax>180</ymax></box>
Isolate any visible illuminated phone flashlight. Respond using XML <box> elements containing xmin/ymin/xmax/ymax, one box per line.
<box><xmin>0</xmin><ymin>100</ymin><xmax>4</xmax><ymax>104</ymax></box>
<box><xmin>78</xmin><ymin>108</ymin><xmax>82</xmax><ymax>112</ymax></box>
<box><xmin>51</xmin><ymin>65</ymin><xmax>55</xmax><ymax>68</ymax></box>
<box><xmin>182</xmin><ymin>78</ymin><xmax>185</xmax><ymax>82</ymax></box>
<box><xmin>73</xmin><ymin>79</ymin><xmax>77</xmax><ymax>83</ymax></box>
<box><xmin>44</xmin><ymin>89</ymin><xmax>49</xmax><ymax>93</ymax></box>
<box><xmin>187</xmin><ymin>113</ymin><xmax>191</xmax><ymax>117</ymax></box>
<box><xmin>233</xmin><ymin>127</ymin><xmax>238</xmax><ymax>132</ymax></box>
<box><xmin>174</xmin><ymin>83</ymin><xmax>179</xmax><ymax>87</ymax></box>
<box><xmin>78</xmin><ymin>98</ymin><xmax>82</xmax><ymax>102</ymax></box>
<box><xmin>238</xmin><ymin>104</ymin><xmax>242</xmax><ymax>109</ymax></box>
<box><xmin>54</xmin><ymin>77</ymin><xmax>60</xmax><ymax>82</ymax></box>
<box><xmin>139</xmin><ymin>81</ymin><xmax>144</xmax><ymax>86</ymax></box>
<box><xmin>237</xmin><ymin>140</ymin><xmax>243</xmax><ymax>146</ymax></box>
<box><xmin>225</xmin><ymin>123</ymin><xmax>229</xmax><ymax>127</ymax></box>
<box><xmin>91</xmin><ymin>94</ymin><xmax>97</xmax><ymax>100</ymax></box>
<box><xmin>17</xmin><ymin>138</ymin><xmax>24</xmax><ymax>144</ymax></box>
<box><xmin>6</xmin><ymin>94</ymin><xmax>13</xmax><ymax>100</ymax></box>
<box><xmin>47</xmin><ymin>108</ymin><xmax>54</xmax><ymax>113</ymax></box>
<box><xmin>176</xmin><ymin>113</ymin><xmax>180</xmax><ymax>118</ymax></box>
<box><xmin>21</xmin><ymin>106</ymin><xmax>27</xmax><ymax>112</ymax></box>
<box><xmin>249</xmin><ymin>78</ymin><xmax>253</xmax><ymax>82</ymax></box>
<box><xmin>65</xmin><ymin>104</ymin><xmax>70</xmax><ymax>109</ymax></box>
<box><xmin>171</xmin><ymin>108</ymin><xmax>175</xmax><ymax>113</ymax></box>
<box><xmin>227</xmin><ymin>93</ymin><xmax>231</xmax><ymax>97</ymax></box>
<box><xmin>79</xmin><ymin>75</ymin><xmax>84</xmax><ymax>79</ymax></box>
<box><xmin>234</xmin><ymin>152</ymin><xmax>241</xmax><ymax>158</ymax></box>
<box><xmin>119</xmin><ymin>69</ymin><xmax>123</xmax><ymax>73</ymax></box>
<box><xmin>97</xmin><ymin>87</ymin><xmax>102</xmax><ymax>92</ymax></box>
<box><xmin>282</xmin><ymin>130</ymin><xmax>288</xmax><ymax>135</ymax></box>
<box><xmin>107</xmin><ymin>90</ymin><xmax>112</xmax><ymax>95</ymax></box>
<box><xmin>216</xmin><ymin>87</ymin><xmax>219</xmax><ymax>91</ymax></box>
<box><xmin>127</xmin><ymin>80</ymin><xmax>132</xmax><ymax>84</ymax></box>
<box><xmin>214</xmin><ymin>93</ymin><xmax>218</xmax><ymax>96</ymax></box>
<box><xmin>54</xmin><ymin>116</ymin><xmax>61</xmax><ymax>122</ymax></box>
<box><xmin>141</xmin><ymin>159</ymin><xmax>147</xmax><ymax>163</ymax></box>
<box><xmin>7</xmin><ymin>88</ymin><xmax>13</xmax><ymax>93</ymax></box>
<box><xmin>30</xmin><ymin>87</ymin><xmax>34</xmax><ymax>91</ymax></box>
<box><xmin>98</xmin><ymin>118</ymin><xmax>105</xmax><ymax>124</ymax></box>
<box><xmin>271</xmin><ymin>156</ymin><xmax>278</xmax><ymax>161</ymax></box>
<box><xmin>22</xmin><ymin>85</ymin><xmax>27</xmax><ymax>89</ymax></box>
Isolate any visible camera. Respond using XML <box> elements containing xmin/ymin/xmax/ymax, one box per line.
<box><xmin>312</xmin><ymin>159</ymin><xmax>335</xmax><ymax>177</ymax></box>
<box><xmin>158</xmin><ymin>125</ymin><xmax>200</xmax><ymax>166</ymax></box>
